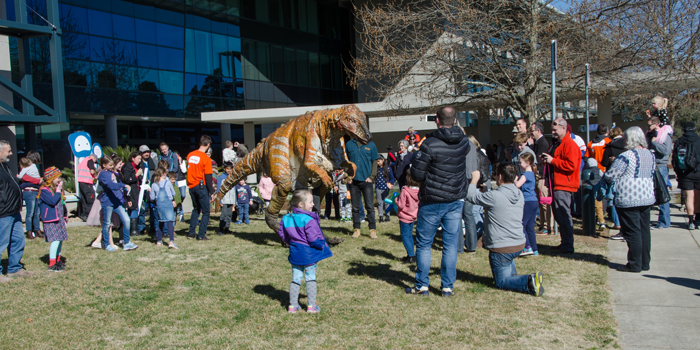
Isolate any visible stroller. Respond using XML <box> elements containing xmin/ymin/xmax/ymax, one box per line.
<box><xmin>249</xmin><ymin>196</ymin><xmax>266</xmax><ymax>215</ymax></box>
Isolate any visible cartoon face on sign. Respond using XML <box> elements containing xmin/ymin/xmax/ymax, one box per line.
<box><xmin>92</xmin><ymin>143</ymin><xmax>103</xmax><ymax>159</ymax></box>
<box><xmin>68</xmin><ymin>132</ymin><xmax>93</xmax><ymax>158</ymax></box>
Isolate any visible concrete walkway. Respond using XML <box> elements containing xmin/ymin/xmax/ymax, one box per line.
<box><xmin>607</xmin><ymin>205</ymin><xmax>700</xmax><ymax>349</ymax></box>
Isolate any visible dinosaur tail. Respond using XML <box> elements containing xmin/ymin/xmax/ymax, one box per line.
<box><xmin>218</xmin><ymin>139</ymin><xmax>267</xmax><ymax>198</ymax></box>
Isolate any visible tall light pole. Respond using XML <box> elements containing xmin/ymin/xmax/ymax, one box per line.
<box><xmin>551</xmin><ymin>40</ymin><xmax>557</xmax><ymax>122</ymax></box>
<box><xmin>585</xmin><ymin>63</ymin><xmax>590</xmax><ymax>144</ymax></box>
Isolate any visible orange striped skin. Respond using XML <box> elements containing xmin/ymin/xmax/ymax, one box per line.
<box><xmin>217</xmin><ymin>104</ymin><xmax>372</xmax><ymax>232</ymax></box>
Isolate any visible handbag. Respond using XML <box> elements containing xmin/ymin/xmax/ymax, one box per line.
<box><xmin>539</xmin><ymin>163</ymin><xmax>553</xmax><ymax>205</ymax></box>
<box><xmin>653</xmin><ymin>166</ymin><xmax>670</xmax><ymax>205</ymax></box>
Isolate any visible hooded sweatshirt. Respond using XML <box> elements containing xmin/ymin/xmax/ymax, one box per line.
<box><xmin>466</xmin><ymin>183</ymin><xmax>525</xmax><ymax>251</ymax></box>
<box><xmin>278</xmin><ymin>207</ymin><xmax>333</xmax><ymax>266</ymax></box>
<box><xmin>673</xmin><ymin>130</ymin><xmax>700</xmax><ymax>174</ymax></box>
<box><xmin>650</xmin><ymin>131</ymin><xmax>673</xmax><ymax>166</ymax></box>
<box><xmin>396</xmin><ymin>186</ymin><xmax>420</xmax><ymax>224</ymax></box>
<box><xmin>601</xmin><ymin>136</ymin><xmax>625</xmax><ymax>169</ymax></box>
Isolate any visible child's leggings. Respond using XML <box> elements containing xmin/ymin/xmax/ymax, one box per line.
<box><xmin>290</xmin><ymin>264</ymin><xmax>317</xmax><ymax>307</ymax></box>
<box><xmin>49</xmin><ymin>241</ymin><xmax>63</xmax><ymax>265</ymax></box>
<box><xmin>157</xmin><ymin>221</ymin><xmax>175</xmax><ymax>242</ymax></box>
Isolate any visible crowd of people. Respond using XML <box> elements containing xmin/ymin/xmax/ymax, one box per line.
<box><xmin>2</xmin><ymin>95</ymin><xmax>699</xmax><ymax>313</ymax></box>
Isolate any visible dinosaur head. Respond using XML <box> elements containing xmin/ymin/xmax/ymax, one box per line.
<box><xmin>338</xmin><ymin>104</ymin><xmax>372</xmax><ymax>145</ymax></box>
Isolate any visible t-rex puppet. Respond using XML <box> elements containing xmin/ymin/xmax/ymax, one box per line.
<box><xmin>217</xmin><ymin>104</ymin><xmax>372</xmax><ymax>240</ymax></box>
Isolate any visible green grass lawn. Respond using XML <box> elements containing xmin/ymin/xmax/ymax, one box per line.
<box><xmin>1</xmin><ymin>213</ymin><xmax>618</xmax><ymax>349</ymax></box>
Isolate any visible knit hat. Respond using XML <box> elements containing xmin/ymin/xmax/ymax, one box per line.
<box><xmin>43</xmin><ymin>166</ymin><xmax>62</xmax><ymax>184</ymax></box>
<box><xmin>585</xmin><ymin>158</ymin><xmax>598</xmax><ymax>169</ymax></box>
<box><xmin>683</xmin><ymin>122</ymin><xmax>696</xmax><ymax>132</ymax></box>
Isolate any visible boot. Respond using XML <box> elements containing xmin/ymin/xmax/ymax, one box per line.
<box><xmin>369</xmin><ymin>229</ymin><xmax>378</xmax><ymax>239</ymax></box>
<box><xmin>26</xmin><ymin>231</ymin><xmax>36</xmax><ymax>240</ymax></box>
<box><xmin>352</xmin><ymin>229</ymin><xmax>361</xmax><ymax>238</ymax></box>
<box><xmin>384</xmin><ymin>215</ymin><xmax>390</xmax><ymax>223</ymax></box>
<box><xmin>378</xmin><ymin>216</ymin><xmax>384</xmax><ymax>223</ymax></box>
<box><xmin>130</xmin><ymin>219</ymin><xmax>139</xmax><ymax>237</ymax></box>
<box><xmin>36</xmin><ymin>230</ymin><xmax>45</xmax><ymax>238</ymax></box>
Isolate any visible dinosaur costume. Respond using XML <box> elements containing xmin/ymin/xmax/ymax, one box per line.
<box><xmin>217</xmin><ymin>104</ymin><xmax>372</xmax><ymax>237</ymax></box>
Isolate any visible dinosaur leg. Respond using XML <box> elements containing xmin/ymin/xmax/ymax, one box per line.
<box><xmin>266</xmin><ymin>183</ymin><xmax>291</xmax><ymax>235</ymax></box>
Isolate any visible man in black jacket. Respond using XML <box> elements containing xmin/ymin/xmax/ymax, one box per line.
<box><xmin>673</xmin><ymin>122</ymin><xmax>700</xmax><ymax>229</ymax></box>
<box><xmin>530</xmin><ymin>122</ymin><xmax>551</xmax><ymax>234</ymax></box>
<box><xmin>405</xmin><ymin>106</ymin><xmax>470</xmax><ymax>297</ymax></box>
<box><xmin>0</xmin><ymin>140</ymin><xmax>33</xmax><ymax>282</ymax></box>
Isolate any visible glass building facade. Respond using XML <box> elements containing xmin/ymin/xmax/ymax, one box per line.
<box><xmin>5</xmin><ymin>0</ymin><xmax>355</xmax><ymax>166</ymax></box>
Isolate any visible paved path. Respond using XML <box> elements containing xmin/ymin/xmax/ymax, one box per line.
<box><xmin>608</xmin><ymin>205</ymin><xmax>700</xmax><ymax>349</ymax></box>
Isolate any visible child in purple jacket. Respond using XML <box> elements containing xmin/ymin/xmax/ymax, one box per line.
<box><xmin>278</xmin><ymin>189</ymin><xmax>333</xmax><ymax>314</ymax></box>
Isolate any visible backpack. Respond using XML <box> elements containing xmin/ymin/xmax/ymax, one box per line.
<box><xmin>674</xmin><ymin>138</ymin><xmax>700</xmax><ymax>172</ymax></box>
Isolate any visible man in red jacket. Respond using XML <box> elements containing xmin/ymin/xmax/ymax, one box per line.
<box><xmin>541</xmin><ymin>118</ymin><xmax>581</xmax><ymax>254</ymax></box>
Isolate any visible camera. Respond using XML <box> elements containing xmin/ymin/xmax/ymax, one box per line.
<box><xmin>426</xmin><ymin>114</ymin><xmax>437</xmax><ymax>122</ymax></box>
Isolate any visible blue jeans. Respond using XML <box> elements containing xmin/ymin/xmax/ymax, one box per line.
<box><xmin>414</xmin><ymin>200</ymin><xmax>464</xmax><ymax>290</ymax></box>
<box><xmin>461</xmin><ymin>199</ymin><xmax>476</xmax><ymax>252</ymax></box>
<box><xmin>656</xmin><ymin>165</ymin><xmax>671</xmax><ymax>228</ymax></box>
<box><xmin>473</xmin><ymin>204</ymin><xmax>484</xmax><ymax>237</ymax></box>
<box><xmin>102</xmin><ymin>204</ymin><xmax>131</xmax><ymax>247</ymax></box>
<box><xmin>130</xmin><ymin>206</ymin><xmax>146</xmax><ymax>232</ymax></box>
<box><xmin>523</xmin><ymin>201</ymin><xmax>539</xmax><ymax>251</ymax></box>
<box><xmin>0</xmin><ymin>213</ymin><xmax>26</xmax><ymax>273</ymax></box>
<box><xmin>189</xmin><ymin>185</ymin><xmax>211</xmax><ymax>238</ymax></box>
<box><xmin>238</xmin><ymin>203</ymin><xmax>250</xmax><ymax>223</ymax></box>
<box><xmin>23</xmin><ymin>191</ymin><xmax>40</xmax><ymax>232</ymax></box>
<box><xmin>611</xmin><ymin>204</ymin><xmax>620</xmax><ymax>227</ymax></box>
<box><xmin>488</xmin><ymin>251</ymin><xmax>530</xmax><ymax>293</ymax></box>
<box><xmin>399</xmin><ymin>221</ymin><xmax>415</xmax><ymax>257</ymax></box>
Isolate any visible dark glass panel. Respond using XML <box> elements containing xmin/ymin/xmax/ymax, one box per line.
<box><xmin>281</xmin><ymin>0</ymin><xmax>294</xmax><ymax>29</ymax></box>
<box><xmin>284</xmin><ymin>48</ymin><xmax>297</xmax><ymax>85</ymax></box>
<box><xmin>194</xmin><ymin>30</ymin><xmax>213</xmax><ymax>74</ymax></box>
<box><xmin>320</xmin><ymin>54</ymin><xmax>331</xmax><ymax>89</ymax></box>
<box><xmin>185</xmin><ymin>29</ymin><xmax>197</xmax><ymax>73</ymax></box>
<box><xmin>86</xmin><ymin>0</ymin><xmax>110</xmax><ymax>12</ymax></box>
<box><xmin>87</xmin><ymin>9</ymin><xmax>112</xmax><ymax>37</ymax></box>
<box><xmin>93</xmin><ymin>63</ymin><xmax>117</xmax><ymax>89</ymax></box>
<box><xmin>111</xmin><ymin>0</ymin><xmax>134</xmax><ymax>16</ymax></box>
<box><xmin>185</xmin><ymin>13</ymin><xmax>195</xmax><ymax>28</ymax></box>
<box><xmin>60</xmin><ymin>5</ymin><xmax>89</xmax><ymax>33</ymax></box>
<box><xmin>227</xmin><ymin>22</ymin><xmax>240</xmax><ymax>37</ymax></box>
<box><xmin>156</xmin><ymin>23</ymin><xmax>184</xmax><ymax>49</ymax></box>
<box><xmin>269</xmin><ymin>0</ymin><xmax>280</xmax><ymax>26</ymax></box>
<box><xmin>194</xmin><ymin>15</ymin><xmax>211</xmax><ymax>31</ymax></box>
<box><xmin>210</xmin><ymin>0</ymin><xmax>226</xmax><ymax>13</ymax></box>
<box><xmin>256</xmin><ymin>42</ymin><xmax>270</xmax><ymax>82</ymax></box>
<box><xmin>158</xmin><ymin>47</ymin><xmax>184</xmax><ymax>71</ymax></box>
<box><xmin>133</xmin><ymin>4</ymin><xmax>156</xmax><ymax>20</ymax></box>
<box><xmin>137</xmin><ymin>68</ymin><xmax>160</xmax><ymax>92</ymax></box>
<box><xmin>212</xmin><ymin>33</ymin><xmax>229</xmax><ymax>76</ymax></box>
<box><xmin>298</xmin><ymin>0</ymin><xmax>307</xmax><ymax>32</ymax></box>
<box><xmin>233</xmin><ymin>56</ymin><xmax>242</xmax><ymax>79</ymax></box>
<box><xmin>271</xmin><ymin>45</ymin><xmax>284</xmax><ymax>83</ymax></box>
<box><xmin>64</xmin><ymin>60</ymin><xmax>91</xmax><ymax>86</ymax></box>
<box><xmin>317</xmin><ymin>2</ymin><xmax>327</xmax><ymax>37</ymax></box>
<box><xmin>134</xmin><ymin>19</ymin><xmax>157</xmax><ymax>44</ymax></box>
<box><xmin>309</xmin><ymin>52</ymin><xmax>320</xmax><ymax>87</ymax></box>
<box><xmin>256</xmin><ymin>1</ymin><xmax>269</xmax><ymax>23</ymax></box>
<box><xmin>159</xmin><ymin>70</ymin><xmax>184</xmax><ymax>94</ymax></box>
<box><xmin>112</xmin><ymin>15</ymin><xmax>135</xmax><ymax>41</ymax></box>
<box><xmin>185</xmin><ymin>73</ymin><xmax>199</xmax><ymax>95</ymax></box>
<box><xmin>193</xmin><ymin>0</ymin><xmax>209</xmax><ymax>10</ymax></box>
<box><xmin>296</xmin><ymin>50</ymin><xmax>308</xmax><ymax>86</ymax></box>
<box><xmin>65</xmin><ymin>87</ymin><xmax>92</xmax><ymax>113</ymax></box>
<box><xmin>228</xmin><ymin>37</ymin><xmax>241</xmax><ymax>52</ymax></box>
<box><xmin>242</xmin><ymin>40</ymin><xmax>257</xmax><ymax>80</ymax></box>
<box><xmin>64</xmin><ymin>33</ymin><xmax>90</xmax><ymax>59</ymax></box>
<box><xmin>163</xmin><ymin>94</ymin><xmax>184</xmax><ymax>116</ymax></box>
<box><xmin>306</xmin><ymin>0</ymin><xmax>318</xmax><ymax>34</ymax></box>
<box><xmin>136</xmin><ymin>44</ymin><xmax>158</xmax><ymax>68</ymax></box>
<box><xmin>226</xmin><ymin>0</ymin><xmax>240</xmax><ymax>16</ymax></box>
<box><xmin>115</xmin><ymin>65</ymin><xmax>138</xmax><ymax>90</ymax></box>
<box><xmin>156</xmin><ymin>8</ymin><xmax>185</xmax><ymax>26</ymax></box>
<box><xmin>331</xmin><ymin>55</ymin><xmax>341</xmax><ymax>90</ymax></box>
<box><xmin>241</xmin><ymin>0</ymin><xmax>255</xmax><ymax>19</ymax></box>
<box><xmin>211</xmin><ymin>20</ymin><xmax>227</xmax><ymax>35</ymax></box>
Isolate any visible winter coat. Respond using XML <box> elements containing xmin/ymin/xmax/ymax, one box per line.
<box><xmin>394</xmin><ymin>151</ymin><xmax>414</xmax><ymax>188</ymax></box>
<box><xmin>121</xmin><ymin>162</ymin><xmax>141</xmax><ymax>210</ymax></box>
<box><xmin>97</xmin><ymin>170</ymin><xmax>126</xmax><ymax>207</ymax></box>
<box><xmin>585</xmin><ymin>135</ymin><xmax>611</xmax><ymax>171</ymax></box>
<box><xmin>39</xmin><ymin>187</ymin><xmax>65</xmax><ymax>223</ymax></box>
<box><xmin>601</xmin><ymin>136</ymin><xmax>625</xmax><ymax>169</ymax></box>
<box><xmin>411</xmin><ymin>126</ymin><xmax>470</xmax><ymax>203</ymax></box>
<box><xmin>604</xmin><ymin>148</ymin><xmax>656</xmax><ymax>208</ymax></box>
<box><xmin>396</xmin><ymin>186</ymin><xmax>420</xmax><ymax>224</ymax></box>
<box><xmin>547</xmin><ymin>132</ymin><xmax>582</xmax><ymax>192</ymax></box>
<box><xmin>278</xmin><ymin>207</ymin><xmax>333</xmax><ymax>266</ymax></box>
<box><xmin>158</xmin><ymin>150</ymin><xmax>180</xmax><ymax>173</ymax></box>
<box><xmin>0</xmin><ymin>162</ymin><xmax>22</xmax><ymax>218</ymax></box>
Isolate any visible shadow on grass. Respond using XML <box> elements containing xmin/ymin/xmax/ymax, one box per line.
<box><xmin>347</xmin><ymin>261</ymin><xmax>441</xmax><ymax>295</ymax></box>
<box><xmin>362</xmin><ymin>247</ymin><xmax>398</xmax><ymax>260</ymax></box>
<box><xmin>536</xmin><ymin>243</ymin><xmax>609</xmax><ymax>265</ymax></box>
<box><xmin>253</xmin><ymin>284</ymin><xmax>306</xmax><ymax>309</ymax></box>
<box><xmin>229</xmin><ymin>227</ymin><xmax>284</xmax><ymax>247</ymax></box>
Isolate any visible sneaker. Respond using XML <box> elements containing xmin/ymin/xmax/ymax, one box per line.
<box><xmin>520</xmin><ymin>248</ymin><xmax>534</xmax><ymax>256</ymax></box>
<box><xmin>689</xmin><ymin>222</ymin><xmax>697</xmax><ymax>230</ymax></box>
<box><xmin>156</xmin><ymin>241</ymin><xmax>163</xmax><ymax>247</ymax></box>
<box><xmin>369</xmin><ymin>229</ymin><xmax>378</xmax><ymax>239</ymax></box>
<box><xmin>536</xmin><ymin>229</ymin><xmax>549</xmax><ymax>236</ymax></box>
<box><xmin>532</xmin><ymin>250</ymin><xmax>539</xmax><ymax>256</ymax></box>
<box><xmin>197</xmin><ymin>236</ymin><xmax>211</xmax><ymax>241</ymax></box>
<box><xmin>56</xmin><ymin>260</ymin><xmax>66</xmax><ymax>268</ymax></box>
<box><xmin>235</xmin><ymin>221</ymin><xmax>243</xmax><ymax>225</ymax></box>
<box><xmin>169</xmin><ymin>242</ymin><xmax>179</xmax><ymax>249</ymax></box>
<box><xmin>528</xmin><ymin>272</ymin><xmax>544</xmax><ymax>297</ymax></box>
<box><xmin>307</xmin><ymin>304</ymin><xmax>321</xmax><ymax>314</ymax></box>
<box><xmin>352</xmin><ymin>229</ymin><xmax>361</xmax><ymax>238</ymax></box>
<box><xmin>610</xmin><ymin>233</ymin><xmax>625</xmax><ymax>241</ymax></box>
<box><xmin>123</xmin><ymin>242</ymin><xmax>139</xmax><ymax>251</ymax></box>
<box><xmin>105</xmin><ymin>245</ymin><xmax>118</xmax><ymax>252</ymax></box>
<box><xmin>360</xmin><ymin>219</ymin><xmax>366</xmax><ymax>223</ymax></box>
<box><xmin>441</xmin><ymin>288</ymin><xmax>455</xmax><ymax>297</ymax></box>
<box><xmin>91</xmin><ymin>240</ymin><xmax>102</xmax><ymax>249</ymax></box>
<box><xmin>245</xmin><ymin>221</ymin><xmax>250</xmax><ymax>224</ymax></box>
<box><xmin>288</xmin><ymin>304</ymin><xmax>302</xmax><ymax>314</ymax></box>
<box><xmin>405</xmin><ymin>286</ymin><xmax>429</xmax><ymax>296</ymax></box>
<box><xmin>650</xmin><ymin>225</ymin><xmax>665</xmax><ymax>230</ymax></box>
<box><xmin>48</xmin><ymin>264</ymin><xmax>63</xmax><ymax>272</ymax></box>
<box><xmin>187</xmin><ymin>235</ymin><xmax>196</xmax><ymax>239</ymax></box>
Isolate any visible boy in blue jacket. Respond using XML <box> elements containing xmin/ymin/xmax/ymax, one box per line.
<box><xmin>234</xmin><ymin>179</ymin><xmax>253</xmax><ymax>225</ymax></box>
<box><xmin>278</xmin><ymin>189</ymin><xmax>333</xmax><ymax>314</ymax></box>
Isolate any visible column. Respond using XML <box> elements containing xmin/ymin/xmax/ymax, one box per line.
<box><xmin>243</xmin><ymin>121</ymin><xmax>257</xmax><ymax>183</ymax></box>
<box><xmin>596</xmin><ymin>96</ymin><xmax>613</xmax><ymax>128</ymax></box>
<box><xmin>220</xmin><ymin>122</ymin><xmax>231</xmax><ymax>150</ymax></box>
<box><xmin>105</xmin><ymin>115</ymin><xmax>118</xmax><ymax>149</ymax></box>
<box><xmin>477</xmin><ymin>108</ymin><xmax>491</xmax><ymax>146</ymax></box>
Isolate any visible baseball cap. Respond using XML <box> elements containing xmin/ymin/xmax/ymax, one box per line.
<box><xmin>683</xmin><ymin>122</ymin><xmax>696</xmax><ymax>131</ymax></box>
<box><xmin>139</xmin><ymin>145</ymin><xmax>150</xmax><ymax>153</ymax></box>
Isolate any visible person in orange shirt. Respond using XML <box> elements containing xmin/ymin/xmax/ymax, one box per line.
<box><xmin>404</xmin><ymin>126</ymin><xmax>421</xmax><ymax>144</ymax></box>
<box><xmin>186</xmin><ymin>135</ymin><xmax>215</xmax><ymax>241</ymax></box>
<box><xmin>585</xmin><ymin>124</ymin><xmax>611</xmax><ymax>229</ymax></box>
